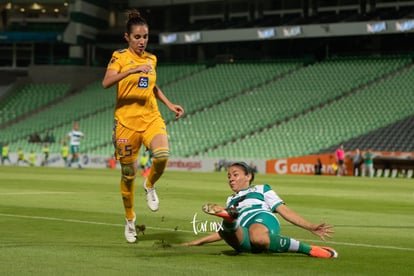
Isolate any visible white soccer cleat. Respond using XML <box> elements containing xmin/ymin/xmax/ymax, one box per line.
<box><xmin>124</xmin><ymin>215</ymin><xmax>137</xmax><ymax>243</ymax></box>
<box><xmin>143</xmin><ymin>179</ymin><xmax>159</xmax><ymax>212</ymax></box>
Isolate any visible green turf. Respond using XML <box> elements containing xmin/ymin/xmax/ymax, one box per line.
<box><xmin>0</xmin><ymin>166</ymin><xmax>413</xmax><ymax>276</ymax></box>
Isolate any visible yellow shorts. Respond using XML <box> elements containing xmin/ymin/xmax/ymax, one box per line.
<box><xmin>112</xmin><ymin>118</ymin><xmax>167</xmax><ymax>164</ymax></box>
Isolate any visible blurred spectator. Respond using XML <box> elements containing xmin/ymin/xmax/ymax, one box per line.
<box><xmin>314</xmin><ymin>158</ymin><xmax>323</xmax><ymax>175</ymax></box>
<box><xmin>41</xmin><ymin>144</ymin><xmax>49</xmax><ymax>166</ymax></box>
<box><xmin>363</xmin><ymin>149</ymin><xmax>374</xmax><ymax>178</ymax></box>
<box><xmin>217</xmin><ymin>159</ymin><xmax>231</xmax><ymax>172</ymax></box>
<box><xmin>249</xmin><ymin>161</ymin><xmax>258</xmax><ymax>174</ymax></box>
<box><xmin>335</xmin><ymin>144</ymin><xmax>346</xmax><ymax>176</ymax></box>
<box><xmin>1</xmin><ymin>143</ymin><xmax>11</xmax><ymax>165</ymax></box>
<box><xmin>352</xmin><ymin>148</ymin><xmax>363</xmax><ymax>176</ymax></box>
<box><xmin>61</xmin><ymin>141</ymin><xmax>69</xmax><ymax>167</ymax></box>
<box><xmin>29</xmin><ymin>133</ymin><xmax>41</xmax><ymax>143</ymax></box>
<box><xmin>43</xmin><ymin>132</ymin><xmax>55</xmax><ymax>143</ymax></box>
<box><xmin>107</xmin><ymin>155</ymin><xmax>116</xmax><ymax>169</ymax></box>
<box><xmin>327</xmin><ymin>155</ymin><xmax>338</xmax><ymax>175</ymax></box>
<box><xmin>16</xmin><ymin>147</ymin><xmax>29</xmax><ymax>165</ymax></box>
<box><xmin>29</xmin><ymin>150</ymin><xmax>36</xmax><ymax>167</ymax></box>
<box><xmin>140</xmin><ymin>151</ymin><xmax>150</xmax><ymax>170</ymax></box>
<box><xmin>141</xmin><ymin>150</ymin><xmax>152</xmax><ymax>177</ymax></box>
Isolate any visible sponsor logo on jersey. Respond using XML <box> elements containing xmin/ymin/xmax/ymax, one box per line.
<box><xmin>138</xmin><ymin>76</ymin><xmax>149</xmax><ymax>88</ymax></box>
<box><xmin>117</xmin><ymin>138</ymin><xmax>129</xmax><ymax>143</ymax></box>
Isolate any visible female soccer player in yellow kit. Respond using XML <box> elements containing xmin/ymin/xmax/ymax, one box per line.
<box><xmin>102</xmin><ymin>9</ymin><xmax>184</xmax><ymax>243</ymax></box>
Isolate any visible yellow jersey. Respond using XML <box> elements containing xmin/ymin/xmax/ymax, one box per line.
<box><xmin>61</xmin><ymin>145</ymin><xmax>69</xmax><ymax>157</ymax></box>
<box><xmin>18</xmin><ymin>150</ymin><xmax>25</xmax><ymax>160</ymax></box>
<box><xmin>2</xmin><ymin>146</ymin><xmax>9</xmax><ymax>156</ymax></box>
<box><xmin>107</xmin><ymin>49</ymin><xmax>161</xmax><ymax>132</ymax></box>
<box><xmin>140</xmin><ymin>154</ymin><xmax>149</xmax><ymax>167</ymax></box>
<box><xmin>29</xmin><ymin>153</ymin><xmax>36</xmax><ymax>165</ymax></box>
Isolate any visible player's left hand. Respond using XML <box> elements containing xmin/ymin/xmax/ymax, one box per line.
<box><xmin>311</xmin><ymin>223</ymin><xmax>335</xmax><ymax>241</ymax></box>
<box><xmin>172</xmin><ymin>105</ymin><xmax>184</xmax><ymax>119</ymax></box>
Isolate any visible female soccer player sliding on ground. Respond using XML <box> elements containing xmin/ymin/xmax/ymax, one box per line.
<box><xmin>184</xmin><ymin>162</ymin><xmax>338</xmax><ymax>258</ymax></box>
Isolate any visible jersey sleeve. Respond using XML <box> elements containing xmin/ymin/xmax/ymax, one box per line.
<box><xmin>106</xmin><ymin>50</ymin><xmax>124</xmax><ymax>72</ymax></box>
<box><xmin>262</xmin><ymin>184</ymin><xmax>284</xmax><ymax>212</ymax></box>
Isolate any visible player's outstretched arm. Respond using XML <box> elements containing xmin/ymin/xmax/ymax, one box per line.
<box><xmin>275</xmin><ymin>204</ymin><xmax>334</xmax><ymax>241</ymax></box>
<box><xmin>182</xmin><ymin>232</ymin><xmax>222</xmax><ymax>246</ymax></box>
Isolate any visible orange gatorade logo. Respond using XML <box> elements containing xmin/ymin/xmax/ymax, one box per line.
<box><xmin>266</xmin><ymin>153</ymin><xmax>352</xmax><ymax>175</ymax></box>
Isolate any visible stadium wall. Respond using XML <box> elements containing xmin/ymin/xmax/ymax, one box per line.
<box><xmin>267</xmin><ymin>151</ymin><xmax>414</xmax><ymax>177</ymax></box>
<box><xmin>4</xmin><ymin>152</ymin><xmax>265</xmax><ymax>173</ymax></box>
<box><xmin>5</xmin><ymin>152</ymin><xmax>413</xmax><ymax>178</ymax></box>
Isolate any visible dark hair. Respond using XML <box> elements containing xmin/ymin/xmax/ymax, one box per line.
<box><xmin>231</xmin><ymin>162</ymin><xmax>255</xmax><ymax>184</ymax></box>
<box><xmin>125</xmin><ymin>9</ymin><xmax>148</xmax><ymax>34</ymax></box>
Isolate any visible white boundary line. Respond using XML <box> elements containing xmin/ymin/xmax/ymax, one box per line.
<box><xmin>0</xmin><ymin>192</ymin><xmax>74</xmax><ymax>196</ymax></box>
<box><xmin>0</xmin><ymin>213</ymin><xmax>193</xmax><ymax>233</ymax></box>
<box><xmin>0</xmin><ymin>213</ymin><xmax>413</xmax><ymax>252</ymax></box>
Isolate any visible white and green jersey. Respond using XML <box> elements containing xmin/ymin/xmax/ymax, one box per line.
<box><xmin>225</xmin><ymin>184</ymin><xmax>284</xmax><ymax>227</ymax></box>
<box><xmin>68</xmin><ymin>130</ymin><xmax>84</xmax><ymax>146</ymax></box>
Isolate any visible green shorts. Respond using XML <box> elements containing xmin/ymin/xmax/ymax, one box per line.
<box><xmin>238</xmin><ymin>211</ymin><xmax>281</xmax><ymax>253</ymax></box>
<box><xmin>70</xmin><ymin>145</ymin><xmax>80</xmax><ymax>155</ymax></box>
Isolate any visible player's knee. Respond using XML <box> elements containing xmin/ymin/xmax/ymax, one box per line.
<box><xmin>121</xmin><ymin>164</ymin><xmax>137</xmax><ymax>183</ymax></box>
<box><xmin>249</xmin><ymin>225</ymin><xmax>270</xmax><ymax>250</ymax></box>
<box><xmin>250</xmin><ymin>236</ymin><xmax>269</xmax><ymax>250</ymax></box>
<box><xmin>152</xmin><ymin>148</ymin><xmax>170</xmax><ymax>160</ymax></box>
<box><xmin>122</xmin><ymin>174</ymin><xmax>136</xmax><ymax>183</ymax></box>
<box><xmin>151</xmin><ymin>148</ymin><xmax>170</xmax><ymax>169</ymax></box>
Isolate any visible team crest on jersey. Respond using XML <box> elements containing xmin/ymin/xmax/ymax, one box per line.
<box><xmin>138</xmin><ymin>76</ymin><xmax>149</xmax><ymax>88</ymax></box>
<box><xmin>109</xmin><ymin>57</ymin><xmax>117</xmax><ymax>65</ymax></box>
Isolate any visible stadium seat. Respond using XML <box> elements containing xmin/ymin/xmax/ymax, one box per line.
<box><xmin>2</xmin><ymin>56</ymin><xmax>413</xmax><ymax>159</ymax></box>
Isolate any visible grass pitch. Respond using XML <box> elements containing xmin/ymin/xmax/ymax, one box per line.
<box><xmin>0</xmin><ymin>166</ymin><xmax>413</xmax><ymax>276</ymax></box>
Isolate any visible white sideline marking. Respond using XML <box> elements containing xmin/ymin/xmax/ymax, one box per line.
<box><xmin>0</xmin><ymin>213</ymin><xmax>413</xmax><ymax>252</ymax></box>
<box><xmin>0</xmin><ymin>213</ymin><xmax>193</xmax><ymax>233</ymax></box>
<box><xmin>0</xmin><ymin>192</ymin><xmax>74</xmax><ymax>196</ymax></box>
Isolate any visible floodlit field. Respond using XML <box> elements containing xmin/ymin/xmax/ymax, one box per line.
<box><xmin>0</xmin><ymin>166</ymin><xmax>413</xmax><ymax>276</ymax></box>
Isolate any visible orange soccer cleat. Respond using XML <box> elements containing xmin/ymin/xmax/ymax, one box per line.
<box><xmin>309</xmin><ymin>246</ymin><xmax>338</xmax><ymax>258</ymax></box>
<box><xmin>202</xmin><ymin>203</ymin><xmax>239</xmax><ymax>222</ymax></box>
